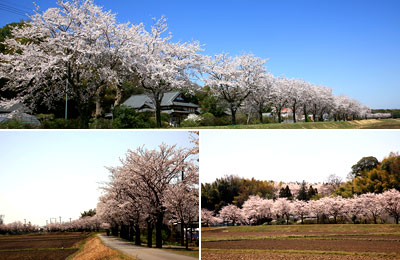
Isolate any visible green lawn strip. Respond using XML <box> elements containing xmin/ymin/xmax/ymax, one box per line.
<box><xmin>161</xmin><ymin>247</ymin><xmax>199</xmax><ymax>258</ymax></box>
<box><xmin>202</xmin><ymin>232</ymin><xmax>400</xmax><ymax>242</ymax></box>
<box><xmin>221</xmin><ymin>224</ymin><xmax>400</xmax><ymax>233</ymax></box>
<box><xmin>201</xmin><ymin>248</ymin><xmax>400</xmax><ymax>258</ymax></box>
<box><xmin>188</xmin><ymin>119</ymin><xmax>400</xmax><ymax>129</ymax></box>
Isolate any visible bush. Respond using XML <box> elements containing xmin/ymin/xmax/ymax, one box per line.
<box><xmin>180</xmin><ymin>114</ymin><xmax>202</xmax><ymax>127</ymax></box>
<box><xmin>41</xmin><ymin>118</ymin><xmax>81</xmax><ymax>129</ymax></box>
<box><xmin>112</xmin><ymin>105</ymin><xmax>155</xmax><ymax>128</ymax></box>
<box><xmin>0</xmin><ymin>119</ymin><xmax>38</xmax><ymax>129</ymax></box>
<box><xmin>89</xmin><ymin>118</ymin><xmax>113</xmax><ymax>129</ymax></box>
<box><xmin>200</xmin><ymin>112</ymin><xmax>216</xmax><ymax>126</ymax></box>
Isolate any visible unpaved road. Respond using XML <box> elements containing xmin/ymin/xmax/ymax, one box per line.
<box><xmin>98</xmin><ymin>234</ymin><xmax>197</xmax><ymax>260</ymax></box>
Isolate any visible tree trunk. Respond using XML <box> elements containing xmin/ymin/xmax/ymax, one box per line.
<box><xmin>147</xmin><ymin>221</ymin><xmax>153</xmax><ymax>248</ymax></box>
<box><xmin>114</xmin><ymin>85</ymin><xmax>123</xmax><ymax>107</ymax></box>
<box><xmin>94</xmin><ymin>85</ymin><xmax>105</xmax><ymax>118</ymax></box>
<box><xmin>303</xmin><ymin>105</ymin><xmax>307</xmax><ymax>122</ymax></box>
<box><xmin>129</xmin><ymin>224</ymin><xmax>134</xmax><ymax>241</ymax></box>
<box><xmin>230</xmin><ymin>106</ymin><xmax>236</xmax><ymax>125</ymax></box>
<box><xmin>180</xmin><ymin>219</ymin><xmax>185</xmax><ymax>246</ymax></box>
<box><xmin>185</xmin><ymin>225</ymin><xmax>189</xmax><ymax>250</ymax></box>
<box><xmin>293</xmin><ymin>103</ymin><xmax>297</xmax><ymax>123</ymax></box>
<box><xmin>155</xmin><ymin>213</ymin><xmax>163</xmax><ymax>248</ymax></box>
<box><xmin>277</xmin><ymin>111</ymin><xmax>282</xmax><ymax>123</ymax></box>
<box><xmin>259</xmin><ymin>104</ymin><xmax>263</xmax><ymax>123</ymax></box>
<box><xmin>135</xmin><ymin>224</ymin><xmax>141</xmax><ymax>246</ymax></box>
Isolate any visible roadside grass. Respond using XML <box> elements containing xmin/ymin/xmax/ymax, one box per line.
<box><xmin>69</xmin><ymin>235</ymin><xmax>136</xmax><ymax>260</ymax></box>
<box><xmin>189</xmin><ymin>119</ymin><xmax>400</xmax><ymax>129</ymax></box>
<box><xmin>201</xmin><ymin>248</ymin><xmax>400</xmax><ymax>258</ymax></box>
<box><xmin>161</xmin><ymin>246</ymin><xmax>199</xmax><ymax>258</ymax></box>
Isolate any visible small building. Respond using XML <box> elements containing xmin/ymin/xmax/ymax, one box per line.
<box><xmin>123</xmin><ymin>91</ymin><xmax>199</xmax><ymax>126</ymax></box>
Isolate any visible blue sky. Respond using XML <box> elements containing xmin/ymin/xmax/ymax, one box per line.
<box><xmin>201</xmin><ymin>130</ymin><xmax>400</xmax><ymax>184</ymax></box>
<box><xmin>0</xmin><ymin>0</ymin><xmax>399</xmax><ymax>108</ymax></box>
<box><xmin>0</xmin><ymin>130</ymin><xmax>194</xmax><ymax>225</ymax></box>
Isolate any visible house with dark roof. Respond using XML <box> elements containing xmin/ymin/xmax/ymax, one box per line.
<box><xmin>122</xmin><ymin>91</ymin><xmax>199</xmax><ymax>126</ymax></box>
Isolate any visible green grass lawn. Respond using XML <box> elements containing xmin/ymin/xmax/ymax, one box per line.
<box><xmin>204</xmin><ymin>224</ymin><xmax>400</xmax><ymax>234</ymax></box>
<box><xmin>190</xmin><ymin>119</ymin><xmax>400</xmax><ymax>129</ymax></box>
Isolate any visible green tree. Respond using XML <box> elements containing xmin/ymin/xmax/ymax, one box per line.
<box><xmin>279</xmin><ymin>185</ymin><xmax>293</xmax><ymax>200</ymax></box>
<box><xmin>80</xmin><ymin>209</ymin><xmax>96</xmax><ymax>218</ymax></box>
<box><xmin>296</xmin><ymin>181</ymin><xmax>309</xmax><ymax>201</ymax></box>
<box><xmin>350</xmin><ymin>156</ymin><xmax>379</xmax><ymax>178</ymax></box>
<box><xmin>336</xmin><ymin>153</ymin><xmax>400</xmax><ymax>197</ymax></box>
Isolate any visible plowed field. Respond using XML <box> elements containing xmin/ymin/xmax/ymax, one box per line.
<box><xmin>0</xmin><ymin>232</ymin><xmax>89</xmax><ymax>260</ymax></box>
<box><xmin>202</xmin><ymin>224</ymin><xmax>400</xmax><ymax>259</ymax></box>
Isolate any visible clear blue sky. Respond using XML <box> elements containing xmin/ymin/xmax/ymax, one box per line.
<box><xmin>201</xmin><ymin>130</ymin><xmax>400</xmax><ymax>184</ymax></box>
<box><xmin>0</xmin><ymin>0</ymin><xmax>399</xmax><ymax>108</ymax></box>
<box><xmin>0</xmin><ymin>130</ymin><xmax>194</xmax><ymax>226</ymax></box>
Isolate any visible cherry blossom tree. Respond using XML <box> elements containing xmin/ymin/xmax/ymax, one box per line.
<box><xmin>380</xmin><ymin>189</ymin><xmax>400</xmax><ymax>224</ymax></box>
<box><xmin>270</xmin><ymin>77</ymin><xmax>291</xmax><ymax>123</ymax></box>
<box><xmin>273</xmin><ymin>198</ymin><xmax>292</xmax><ymax>225</ymax></box>
<box><xmin>201</xmin><ymin>209</ymin><xmax>220</xmax><ymax>227</ymax></box>
<box><xmin>246</xmin><ymin>73</ymin><xmax>274</xmax><ymax>123</ymax></box>
<box><xmin>0</xmin><ymin>0</ymin><xmax>137</xmax><ymax>127</ymax></box>
<box><xmin>124</xmin><ymin>16</ymin><xmax>202</xmax><ymax>127</ymax></box>
<box><xmin>203</xmin><ymin>53</ymin><xmax>267</xmax><ymax>124</ymax></box>
<box><xmin>219</xmin><ymin>204</ymin><xmax>244</xmax><ymax>225</ymax></box>
<box><xmin>99</xmin><ymin>143</ymin><xmax>198</xmax><ymax>249</ymax></box>
<box><xmin>292</xmin><ymin>200</ymin><xmax>310</xmax><ymax>224</ymax></box>
<box><xmin>360</xmin><ymin>193</ymin><xmax>383</xmax><ymax>224</ymax></box>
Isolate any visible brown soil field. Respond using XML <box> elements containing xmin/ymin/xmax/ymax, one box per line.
<box><xmin>0</xmin><ymin>249</ymin><xmax>77</xmax><ymax>260</ymax></box>
<box><xmin>202</xmin><ymin>225</ymin><xmax>400</xmax><ymax>259</ymax></box>
<box><xmin>202</xmin><ymin>251</ymin><xmax>398</xmax><ymax>260</ymax></box>
<box><xmin>202</xmin><ymin>239</ymin><xmax>400</xmax><ymax>254</ymax></box>
<box><xmin>0</xmin><ymin>233</ymin><xmax>89</xmax><ymax>250</ymax></box>
<box><xmin>0</xmin><ymin>232</ymin><xmax>89</xmax><ymax>260</ymax></box>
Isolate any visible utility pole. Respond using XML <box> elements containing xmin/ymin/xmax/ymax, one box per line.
<box><xmin>65</xmin><ymin>77</ymin><xmax>68</xmax><ymax>120</ymax></box>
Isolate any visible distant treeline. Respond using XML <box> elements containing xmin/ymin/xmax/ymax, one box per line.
<box><xmin>202</xmin><ymin>152</ymin><xmax>400</xmax><ymax>213</ymax></box>
<box><xmin>371</xmin><ymin>109</ymin><xmax>400</xmax><ymax>118</ymax></box>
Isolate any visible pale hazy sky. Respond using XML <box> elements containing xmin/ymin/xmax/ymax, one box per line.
<box><xmin>0</xmin><ymin>130</ymin><xmax>194</xmax><ymax>226</ymax></box>
<box><xmin>200</xmin><ymin>130</ymin><xmax>400</xmax><ymax>184</ymax></box>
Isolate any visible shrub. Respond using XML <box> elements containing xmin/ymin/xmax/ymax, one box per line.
<box><xmin>0</xmin><ymin>118</ymin><xmax>38</xmax><ymax>129</ymax></box>
<box><xmin>41</xmin><ymin>118</ymin><xmax>81</xmax><ymax>129</ymax></box>
<box><xmin>200</xmin><ymin>112</ymin><xmax>216</xmax><ymax>126</ymax></box>
<box><xmin>89</xmin><ymin>118</ymin><xmax>113</xmax><ymax>129</ymax></box>
<box><xmin>180</xmin><ymin>114</ymin><xmax>202</xmax><ymax>127</ymax></box>
<box><xmin>112</xmin><ymin>105</ymin><xmax>155</xmax><ymax>128</ymax></box>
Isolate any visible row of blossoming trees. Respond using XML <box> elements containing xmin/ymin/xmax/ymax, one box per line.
<box><xmin>202</xmin><ymin>189</ymin><xmax>400</xmax><ymax>226</ymax></box>
<box><xmin>0</xmin><ymin>217</ymin><xmax>100</xmax><ymax>234</ymax></box>
<box><xmin>0</xmin><ymin>0</ymin><xmax>372</xmax><ymax>127</ymax></box>
<box><xmin>95</xmin><ymin>142</ymin><xmax>199</xmax><ymax>249</ymax></box>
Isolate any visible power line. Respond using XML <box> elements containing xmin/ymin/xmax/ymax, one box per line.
<box><xmin>0</xmin><ymin>0</ymin><xmax>33</xmax><ymax>13</ymax></box>
<box><xmin>0</xmin><ymin>2</ymin><xmax>31</xmax><ymax>17</ymax></box>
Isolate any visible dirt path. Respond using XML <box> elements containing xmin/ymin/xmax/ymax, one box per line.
<box><xmin>98</xmin><ymin>234</ymin><xmax>197</xmax><ymax>260</ymax></box>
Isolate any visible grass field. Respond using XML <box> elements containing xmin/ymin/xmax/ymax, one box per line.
<box><xmin>202</xmin><ymin>224</ymin><xmax>400</xmax><ymax>260</ymax></box>
<box><xmin>192</xmin><ymin>119</ymin><xmax>400</xmax><ymax>129</ymax></box>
